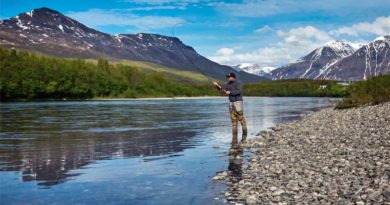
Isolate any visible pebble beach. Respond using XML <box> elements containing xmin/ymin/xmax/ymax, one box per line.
<box><xmin>214</xmin><ymin>102</ymin><xmax>390</xmax><ymax>205</ymax></box>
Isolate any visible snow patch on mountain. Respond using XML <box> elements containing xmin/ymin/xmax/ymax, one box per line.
<box><xmin>374</xmin><ymin>36</ymin><xmax>390</xmax><ymax>42</ymax></box>
<box><xmin>26</xmin><ymin>10</ymin><xmax>34</xmax><ymax>17</ymax></box>
<box><xmin>232</xmin><ymin>63</ymin><xmax>275</xmax><ymax>79</ymax></box>
<box><xmin>58</xmin><ymin>24</ymin><xmax>64</xmax><ymax>32</ymax></box>
<box><xmin>324</xmin><ymin>40</ymin><xmax>355</xmax><ymax>57</ymax></box>
<box><xmin>15</xmin><ymin>16</ymin><xmax>29</xmax><ymax>30</ymax></box>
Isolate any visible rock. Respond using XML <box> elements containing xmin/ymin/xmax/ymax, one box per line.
<box><xmin>245</xmin><ymin>195</ymin><xmax>257</xmax><ymax>205</ymax></box>
<box><xmin>213</xmin><ymin>144</ymin><xmax>220</xmax><ymax>148</ymax></box>
<box><xmin>368</xmin><ymin>190</ymin><xmax>381</xmax><ymax>201</ymax></box>
<box><xmin>272</xmin><ymin>189</ymin><xmax>285</xmax><ymax>196</ymax></box>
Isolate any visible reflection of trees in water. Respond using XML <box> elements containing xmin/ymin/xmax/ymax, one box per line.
<box><xmin>0</xmin><ymin>128</ymin><xmax>198</xmax><ymax>187</ymax></box>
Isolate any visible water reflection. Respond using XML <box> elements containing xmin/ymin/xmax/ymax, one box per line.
<box><xmin>0</xmin><ymin>100</ymin><xmax>223</xmax><ymax>187</ymax></box>
<box><xmin>0</xmin><ymin>128</ymin><xmax>198</xmax><ymax>186</ymax></box>
<box><xmin>227</xmin><ymin>144</ymin><xmax>244</xmax><ymax>181</ymax></box>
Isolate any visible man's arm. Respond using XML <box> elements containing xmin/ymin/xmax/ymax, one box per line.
<box><xmin>213</xmin><ymin>81</ymin><xmax>228</xmax><ymax>95</ymax></box>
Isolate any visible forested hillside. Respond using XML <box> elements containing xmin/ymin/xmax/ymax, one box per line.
<box><xmin>0</xmin><ymin>48</ymin><xmax>216</xmax><ymax>101</ymax></box>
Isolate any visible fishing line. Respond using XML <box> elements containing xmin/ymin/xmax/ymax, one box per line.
<box><xmin>170</xmin><ymin>24</ymin><xmax>214</xmax><ymax>83</ymax></box>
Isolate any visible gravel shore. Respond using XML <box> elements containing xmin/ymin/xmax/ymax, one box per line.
<box><xmin>214</xmin><ymin>102</ymin><xmax>390</xmax><ymax>204</ymax></box>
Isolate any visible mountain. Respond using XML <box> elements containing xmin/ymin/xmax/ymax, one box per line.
<box><xmin>0</xmin><ymin>7</ymin><xmax>267</xmax><ymax>82</ymax></box>
<box><xmin>232</xmin><ymin>63</ymin><xmax>275</xmax><ymax>79</ymax></box>
<box><xmin>316</xmin><ymin>36</ymin><xmax>390</xmax><ymax>80</ymax></box>
<box><xmin>272</xmin><ymin>40</ymin><xmax>355</xmax><ymax>80</ymax></box>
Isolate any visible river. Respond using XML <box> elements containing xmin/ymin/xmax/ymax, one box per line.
<box><xmin>0</xmin><ymin>97</ymin><xmax>335</xmax><ymax>205</ymax></box>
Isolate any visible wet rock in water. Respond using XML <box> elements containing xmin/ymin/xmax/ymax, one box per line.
<box><xmin>213</xmin><ymin>171</ymin><xmax>228</xmax><ymax>180</ymax></box>
<box><xmin>213</xmin><ymin>102</ymin><xmax>390</xmax><ymax>204</ymax></box>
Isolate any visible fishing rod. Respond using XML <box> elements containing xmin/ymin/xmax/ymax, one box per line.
<box><xmin>171</xmin><ymin>24</ymin><xmax>226</xmax><ymax>91</ymax></box>
<box><xmin>171</xmin><ymin>24</ymin><xmax>214</xmax><ymax>83</ymax></box>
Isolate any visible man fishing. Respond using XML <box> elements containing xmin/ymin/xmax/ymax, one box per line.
<box><xmin>213</xmin><ymin>73</ymin><xmax>248</xmax><ymax>145</ymax></box>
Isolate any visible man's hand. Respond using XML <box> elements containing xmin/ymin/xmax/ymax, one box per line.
<box><xmin>213</xmin><ymin>81</ymin><xmax>222</xmax><ymax>89</ymax></box>
<box><xmin>224</xmin><ymin>90</ymin><xmax>231</xmax><ymax>95</ymax></box>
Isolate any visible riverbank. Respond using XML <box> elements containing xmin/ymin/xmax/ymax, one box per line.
<box><xmin>0</xmin><ymin>96</ymin><xmax>225</xmax><ymax>102</ymax></box>
<box><xmin>214</xmin><ymin>102</ymin><xmax>390</xmax><ymax>204</ymax></box>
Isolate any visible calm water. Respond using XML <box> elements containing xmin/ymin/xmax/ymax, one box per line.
<box><xmin>0</xmin><ymin>97</ymin><xmax>335</xmax><ymax>205</ymax></box>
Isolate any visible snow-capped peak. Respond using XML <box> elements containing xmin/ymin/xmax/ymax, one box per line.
<box><xmin>236</xmin><ymin>63</ymin><xmax>255</xmax><ymax>69</ymax></box>
<box><xmin>323</xmin><ymin>40</ymin><xmax>354</xmax><ymax>54</ymax></box>
<box><xmin>232</xmin><ymin>63</ymin><xmax>275</xmax><ymax>78</ymax></box>
<box><xmin>25</xmin><ymin>10</ymin><xmax>34</xmax><ymax>17</ymax></box>
<box><xmin>304</xmin><ymin>40</ymin><xmax>355</xmax><ymax>60</ymax></box>
<box><xmin>374</xmin><ymin>35</ymin><xmax>390</xmax><ymax>42</ymax></box>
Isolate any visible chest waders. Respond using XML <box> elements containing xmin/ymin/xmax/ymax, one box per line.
<box><xmin>229</xmin><ymin>101</ymin><xmax>247</xmax><ymax>145</ymax></box>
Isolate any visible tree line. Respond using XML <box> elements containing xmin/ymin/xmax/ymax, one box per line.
<box><xmin>0</xmin><ymin>48</ymin><xmax>215</xmax><ymax>101</ymax></box>
<box><xmin>336</xmin><ymin>74</ymin><xmax>390</xmax><ymax>108</ymax></box>
<box><xmin>243</xmin><ymin>79</ymin><xmax>348</xmax><ymax>97</ymax></box>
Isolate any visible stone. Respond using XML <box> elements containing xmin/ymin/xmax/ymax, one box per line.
<box><xmin>368</xmin><ymin>191</ymin><xmax>381</xmax><ymax>201</ymax></box>
<box><xmin>245</xmin><ymin>195</ymin><xmax>257</xmax><ymax>205</ymax></box>
<box><xmin>272</xmin><ymin>189</ymin><xmax>285</xmax><ymax>196</ymax></box>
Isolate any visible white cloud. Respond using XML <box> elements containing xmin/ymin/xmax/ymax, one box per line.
<box><xmin>277</xmin><ymin>25</ymin><xmax>331</xmax><ymax>48</ymax></box>
<box><xmin>255</xmin><ymin>25</ymin><xmax>272</xmax><ymax>33</ymax></box>
<box><xmin>209</xmin><ymin>46</ymin><xmax>294</xmax><ymax>66</ymax></box>
<box><xmin>216</xmin><ymin>48</ymin><xmax>235</xmax><ymax>55</ymax></box>
<box><xmin>330</xmin><ymin>16</ymin><xmax>390</xmax><ymax>36</ymax></box>
<box><xmin>209</xmin><ymin>25</ymin><xmax>333</xmax><ymax>66</ymax></box>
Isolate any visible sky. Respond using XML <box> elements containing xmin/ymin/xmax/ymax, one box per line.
<box><xmin>0</xmin><ymin>0</ymin><xmax>389</xmax><ymax>67</ymax></box>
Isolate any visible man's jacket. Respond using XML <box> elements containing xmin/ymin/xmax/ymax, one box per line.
<box><xmin>223</xmin><ymin>80</ymin><xmax>243</xmax><ymax>102</ymax></box>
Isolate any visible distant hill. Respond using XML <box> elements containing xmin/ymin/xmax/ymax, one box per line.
<box><xmin>0</xmin><ymin>7</ymin><xmax>268</xmax><ymax>83</ymax></box>
<box><xmin>271</xmin><ymin>37</ymin><xmax>390</xmax><ymax>81</ymax></box>
<box><xmin>316</xmin><ymin>36</ymin><xmax>390</xmax><ymax>80</ymax></box>
<box><xmin>272</xmin><ymin>40</ymin><xmax>355</xmax><ymax>80</ymax></box>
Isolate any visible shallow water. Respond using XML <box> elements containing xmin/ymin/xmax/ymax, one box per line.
<box><xmin>0</xmin><ymin>97</ymin><xmax>335</xmax><ymax>205</ymax></box>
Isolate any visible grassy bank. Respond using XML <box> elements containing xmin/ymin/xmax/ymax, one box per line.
<box><xmin>336</xmin><ymin>74</ymin><xmax>390</xmax><ymax>109</ymax></box>
<box><xmin>244</xmin><ymin>79</ymin><xmax>347</xmax><ymax>97</ymax></box>
<box><xmin>0</xmin><ymin>48</ymin><xmax>216</xmax><ymax>101</ymax></box>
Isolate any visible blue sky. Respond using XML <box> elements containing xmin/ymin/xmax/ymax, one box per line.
<box><xmin>1</xmin><ymin>0</ymin><xmax>389</xmax><ymax>67</ymax></box>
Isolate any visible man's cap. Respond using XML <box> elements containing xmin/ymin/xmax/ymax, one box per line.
<box><xmin>226</xmin><ymin>72</ymin><xmax>236</xmax><ymax>78</ymax></box>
